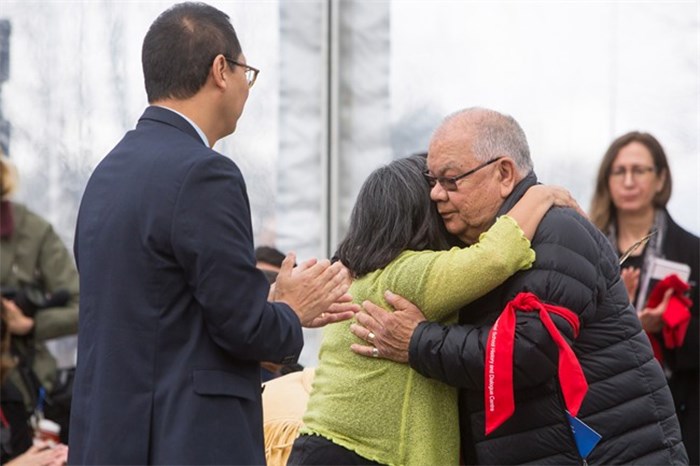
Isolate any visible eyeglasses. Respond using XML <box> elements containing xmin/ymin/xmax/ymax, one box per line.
<box><xmin>424</xmin><ymin>157</ymin><xmax>502</xmax><ymax>192</ymax></box>
<box><xmin>609</xmin><ymin>165</ymin><xmax>656</xmax><ymax>181</ymax></box>
<box><xmin>225</xmin><ymin>58</ymin><xmax>260</xmax><ymax>88</ymax></box>
<box><xmin>619</xmin><ymin>230</ymin><xmax>657</xmax><ymax>265</ymax></box>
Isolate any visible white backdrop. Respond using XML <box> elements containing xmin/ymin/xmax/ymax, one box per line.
<box><xmin>1</xmin><ymin>0</ymin><xmax>698</xmax><ymax>366</ymax></box>
<box><xmin>389</xmin><ymin>2</ymin><xmax>699</xmax><ymax>238</ymax></box>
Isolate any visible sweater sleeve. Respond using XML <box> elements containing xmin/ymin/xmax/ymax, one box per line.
<box><xmin>385</xmin><ymin>215</ymin><xmax>535</xmax><ymax>321</ymax></box>
<box><xmin>33</xmin><ymin>222</ymin><xmax>80</xmax><ymax>341</ymax></box>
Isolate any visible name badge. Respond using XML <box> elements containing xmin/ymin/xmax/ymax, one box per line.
<box><xmin>566</xmin><ymin>411</ymin><xmax>601</xmax><ymax>459</ymax></box>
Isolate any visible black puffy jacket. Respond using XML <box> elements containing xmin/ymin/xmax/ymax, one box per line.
<box><xmin>409</xmin><ymin>174</ymin><xmax>688</xmax><ymax>465</ymax></box>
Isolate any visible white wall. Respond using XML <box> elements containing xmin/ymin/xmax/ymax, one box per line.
<box><xmin>1</xmin><ymin>1</ymin><xmax>697</xmax><ymax>367</ymax></box>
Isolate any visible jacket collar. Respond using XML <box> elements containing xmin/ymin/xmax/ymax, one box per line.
<box><xmin>138</xmin><ymin>105</ymin><xmax>206</xmax><ymax>146</ymax></box>
<box><xmin>496</xmin><ymin>171</ymin><xmax>538</xmax><ymax>217</ymax></box>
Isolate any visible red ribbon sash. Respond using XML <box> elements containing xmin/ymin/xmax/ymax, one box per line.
<box><xmin>485</xmin><ymin>292</ymin><xmax>588</xmax><ymax>435</ymax></box>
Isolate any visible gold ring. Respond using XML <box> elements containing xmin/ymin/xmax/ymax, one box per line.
<box><xmin>367</xmin><ymin>331</ymin><xmax>376</xmax><ymax>342</ymax></box>
<box><xmin>371</xmin><ymin>347</ymin><xmax>379</xmax><ymax>358</ymax></box>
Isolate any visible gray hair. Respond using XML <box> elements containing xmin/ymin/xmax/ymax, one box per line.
<box><xmin>440</xmin><ymin>107</ymin><xmax>534</xmax><ymax>175</ymax></box>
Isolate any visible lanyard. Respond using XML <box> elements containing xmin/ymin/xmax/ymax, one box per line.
<box><xmin>485</xmin><ymin>292</ymin><xmax>588</xmax><ymax>435</ymax></box>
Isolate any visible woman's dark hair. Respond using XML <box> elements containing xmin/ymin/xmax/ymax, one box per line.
<box><xmin>590</xmin><ymin>131</ymin><xmax>672</xmax><ymax>231</ymax></box>
<box><xmin>142</xmin><ymin>2</ymin><xmax>242</xmax><ymax>102</ymax></box>
<box><xmin>335</xmin><ymin>154</ymin><xmax>455</xmax><ymax>278</ymax></box>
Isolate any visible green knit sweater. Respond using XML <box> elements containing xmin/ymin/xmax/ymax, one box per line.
<box><xmin>301</xmin><ymin>215</ymin><xmax>535</xmax><ymax>466</ymax></box>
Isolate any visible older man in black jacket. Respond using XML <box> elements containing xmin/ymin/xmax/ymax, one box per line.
<box><xmin>351</xmin><ymin>107</ymin><xmax>687</xmax><ymax>464</ymax></box>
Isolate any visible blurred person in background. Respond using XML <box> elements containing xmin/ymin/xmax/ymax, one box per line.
<box><xmin>590</xmin><ymin>131</ymin><xmax>699</xmax><ymax>464</ymax></box>
<box><xmin>256</xmin><ymin>245</ymin><xmax>286</xmax><ymax>282</ymax></box>
<box><xmin>1</xmin><ymin>302</ymin><xmax>69</xmax><ymax>466</ymax></box>
<box><xmin>0</xmin><ymin>153</ymin><xmax>79</xmax><ymax>443</ymax></box>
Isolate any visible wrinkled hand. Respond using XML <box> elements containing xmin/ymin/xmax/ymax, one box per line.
<box><xmin>349</xmin><ymin>291</ymin><xmax>426</xmax><ymax>363</ymax></box>
<box><xmin>638</xmin><ymin>288</ymin><xmax>673</xmax><ymax>333</ymax></box>
<box><xmin>6</xmin><ymin>442</ymin><xmax>68</xmax><ymax>466</ymax></box>
<box><xmin>305</xmin><ymin>293</ymin><xmax>360</xmax><ymax>328</ymax></box>
<box><xmin>620</xmin><ymin>267</ymin><xmax>640</xmax><ymax>303</ymax></box>
<box><xmin>2</xmin><ymin>298</ymin><xmax>35</xmax><ymax>336</ymax></box>
<box><xmin>272</xmin><ymin>253</ymin><xmax>352</xmax><ymax>327</ymax></box>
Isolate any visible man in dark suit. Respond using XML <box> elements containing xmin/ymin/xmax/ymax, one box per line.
<box><xmin>68</xmin><ymin>3</ymin><xmax>356</xmax><ymax>464</ymax></box>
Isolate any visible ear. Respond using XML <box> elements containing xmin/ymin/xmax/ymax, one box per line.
<box><xmin>210</xmin><ymin>54</ymin><xmax>229</xmax><ymax>90</ymax></box>
<box><xmin>496</xmin><ymin>157</ymin><xmax>517</xmax><ymax>198</ymax></box>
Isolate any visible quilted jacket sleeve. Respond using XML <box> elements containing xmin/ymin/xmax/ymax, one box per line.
<box><xmin>408</xmin><ymin>208</ymin><xmax>602</xmax><ymax>391</ymax></box>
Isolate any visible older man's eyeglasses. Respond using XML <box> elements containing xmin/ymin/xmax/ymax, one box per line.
<box><xmin>424</xmin><ymin>157</ymin><xmax>502</xmax><ymax>192</ymax></box>
<box><xmin>225</xmin><ymin>58</ymin><xmax>260</xmax><ymax>88</ymax></box>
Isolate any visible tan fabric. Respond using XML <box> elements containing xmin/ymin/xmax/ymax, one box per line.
<box><xmin>262</xmin><ymin>368</ymin><xmax>315</xmax><ymax>466</ymax></box>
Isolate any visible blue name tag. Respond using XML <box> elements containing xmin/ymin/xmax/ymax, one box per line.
<box><xmin>566</xmin><ymin>411</ymin><xmax>602</xmax><ymax>459</ymax></box>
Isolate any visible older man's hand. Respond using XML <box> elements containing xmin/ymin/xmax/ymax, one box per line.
<box><xmin>349</xmin><ymin>291</ymin><xmax>427</xmax><ymax>363</ymax></box>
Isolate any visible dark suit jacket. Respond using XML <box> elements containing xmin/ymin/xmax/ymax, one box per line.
<box><xmin>68</xmin><ymin>106</ymin><xmax>303</xmax><ymax>465</ymax></box>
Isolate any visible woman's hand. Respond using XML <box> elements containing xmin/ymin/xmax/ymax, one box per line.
<box><xmin>638</xmin><ymin>288</ymin><xmax>673</xmax><ymax>333</ymax></box>
<box><xmin>528</xmin><ymin>185</ymin><xmax>587</xmax><ymax>218</ymax></box>
<box><xmin>508</xmin><ymin>184</ymin><xmax>585</xmax><ymax>241</ymax></box>
<box><xmin>5</xmin><ymin>442</ymin><xmax>68</xmax><ymax>466</ymax></box>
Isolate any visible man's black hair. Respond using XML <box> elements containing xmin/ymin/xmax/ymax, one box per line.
<box><xmin>142</xmin><ymin>2</ymin><xmax>242</xmax><ymax>102</ymax></box>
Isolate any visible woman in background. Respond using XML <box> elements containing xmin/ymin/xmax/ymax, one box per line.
<box><xmin>0</xmin><ymin>154</ymin><xmax>79</xmax><ymax>443</ymax></box>
<box><xmin>590</xmin><ymin>131</ymin><xmax>699</xmax><ymax>464</ymax></box>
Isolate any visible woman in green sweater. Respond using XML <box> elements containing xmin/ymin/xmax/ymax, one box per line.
<box><xmin>289</xmin><ymin>155</ymin><xmax>580</xmax><ymax>466</ymax></box>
